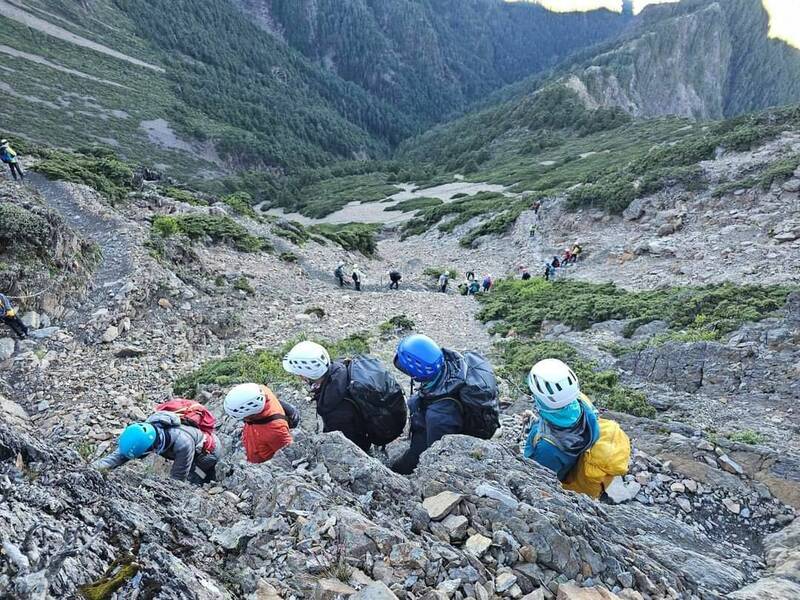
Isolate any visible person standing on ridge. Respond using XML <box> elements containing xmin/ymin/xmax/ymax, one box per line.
<box><xmin>334</xmin><ymin>262</ymin><xmax>346</xmax><ymax>287</ymax></box>
<box><xmin>438</xmin><ymin>271</ymin><xmax>449</xmax><ymax>293</ymax></box>
<box><xmin>224</xmin><ymin>383</ymin><xmax>299</xmax><ymax>463</ymax></box>
<box><xmin>282</xmin><ymin>341</ymin><xmax>406</xmax><ymax>453</ymax></box>
<box><xmin>388</xmin><ymin>269</ymin><xmax>402</xmax><ymax>290</ymax></box>
<box><xmin>92</xmin><ymin>401</ymin><xmax>222</xmax><ymax>484</ymax></box>
<box><xmin>352</xmin><ymin>266</ymin><xmax>362</xmax><ymax>291</ymax></box>
<box><xmin>391</xmin><ymin>334</ymin><xmax>499</xmax><ymax>474</ymax></box>
<box><xmin>1</xmin><ymin>292</ymin><xmax>28</xmax><ymax>339</ymax></box>
<box><xmin>482</xmin><ymin>274</ymin><xmax>493</xmax><ymax>292</ymax></box>
<box><xmin>0</xmin><ymin>139</ymin><xmax>24</xmax><ymax>181</ymax></box>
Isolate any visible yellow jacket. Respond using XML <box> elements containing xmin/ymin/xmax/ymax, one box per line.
<box><xmin>562</xmin><ymin>417</ymin><xmax>631</xmax><ymax>498</ymax></box>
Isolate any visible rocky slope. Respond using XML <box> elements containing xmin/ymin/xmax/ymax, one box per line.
<box><xmin>1</xmin><ymin>154</ymin><xmax>799</xmax><ymax>599</ymax></box>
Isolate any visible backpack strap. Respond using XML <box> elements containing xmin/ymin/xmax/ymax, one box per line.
<box><xmin>247</xmin><ymin>414</ymin><xmax>289</xmax><ymax>425</ymax></box>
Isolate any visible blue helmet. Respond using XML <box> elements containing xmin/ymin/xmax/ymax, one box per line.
<box><xmin>394</xmin><ymin>334</ymin><xmax>444</xmax><ymax>381</ymax></box>
<box><xmin>118</xmin><ymin>423</ymin><xmax>157</xmax><ymax>458</ymax></box>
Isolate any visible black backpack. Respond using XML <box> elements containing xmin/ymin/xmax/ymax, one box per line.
<box><xmin>456</xmin><ymin>352</ymin><xmax>500</xmax><ymax>439</ymax></box>
<box><xmin>346</xmin><ymin>355</ymin><xmax>407</xmax><ymax>446</ymax></box>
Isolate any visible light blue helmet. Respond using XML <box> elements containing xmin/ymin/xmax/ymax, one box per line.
<box><xmin>118</xmin><ymin>423</ymin><xmax>157</xmax><ymax>458</ymax></box>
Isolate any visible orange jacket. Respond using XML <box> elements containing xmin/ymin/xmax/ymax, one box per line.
<box><xmin>242</xmin><ymin>386</ymin><xmax>293</xmax><ymax>463</ymax></box>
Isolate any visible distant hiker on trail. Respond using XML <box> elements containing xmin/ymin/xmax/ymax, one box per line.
<box><xmin>283</xmin><ymin>341</ymin><xmax>406</xmax><ymax>453</ymax></box>
<box><xmin>531</xmin><ymin>199</ymin><xmax>541</xmax><ymax>215</ymax></box>
<box><xmin>529</xmin><ymin>225</ymin><xmax>536</xmax><ymax>238</ymax></box>
<box><xmin>521</xmin><ymin>268</ymin><xmax>531</xmax><ymax>281</ymax></box>
<box><xmin>544</xmin><ymin>263</ymin><xmax>554</xmax><ymax>281</ymax></box>
<box><xmin>224</xmin><ymin>383</ymin><xmax>299</xmax><ymax>463</ymax></box>
<box><xmin>468</xmin><ymin>280</ymin><xmax>481</xmax><ymax>295</ymax></box>
<box><xmin>388</xmin><ymin>270</ymin><xmax>402</xmax><ymax>290</ymax></box>
<box><xmin>466</xmin><ymin>271</ymin><xmax>475</xmax><ymax>282</ymax></box>
<box><xmin>334</xmin><ymin>263</ymin><xmax>346</xmax><ymax>287</ymax></box>
<box><xmin>570</xmin><ymin>244</ymin><xmax>583</xmax><ymax>263</ymax></box>
<box><xmin>352</xmin><ymin>266</ymin><xmax>362</xmax><ymax>291</ymax></box>
<box><xmin>458</xmin><ymin>282</ymin><xmax>468</xmax><ymax>296</ymax></box>
<box><xmin>392</xmin><ymin>334</ymin><xmax>499</xmax><ymax>475</ymax></box>
<box><xmin>551</xmin><ymin>256</ymin><xmax>561</xmax><ymax>269</ymax></box>
<box><xmin>524</xmin><ymin>359</ymin><xmax>630</xmax><ymax>498</ymax></box>
<box><xmin>562</xmin><ymin>248</ymin><xmax>573</xmax><ymax>265</ymax></box>
<box><xmin>92</xmin><ymin>400</ymin><xmax>222</xmax><ymax>484</ymax></box>
<box><xmin>438</xmin><ymin>271</ymin><xmax>449</xmax><ymax>293</ymax></box>
<box><xmin>1</xmin><ymin>292</ymin><xmax>28</xmax><ymax>339</ymax></box>
<box><xmin>482</xmin><ymin>275</ymin><xmax>493</xmax><ymax>292</ymax></box>
<box><xmin>0</xmin><ymin>139</ymin><xmax>24</xmax><ymax>181</ymax></box>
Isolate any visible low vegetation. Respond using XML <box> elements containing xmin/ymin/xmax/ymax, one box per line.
<box><xmin>497</xmin><ymin>339</ymin><xmax>655</xmax><ymax>418</ymax></box>
<box><xmin>32</xmin><ymin>147</ymin><xmax>134</xmax><ymax>203</ymax></box>
<box><xmin>401</xmin><ymin>192</ymin><xmax>513</xmax><ymax>239</ymax></box>
<box><xmin>174</xmin><ymin>334</ymin><xmax>370</xmax><ymax>396</ymax></box>
<box><xmin>384</xmin><ymin>197</ymin><xmax>443</xmax><ymax>212</ymax></box>
<box><xmin>151</xmin><ymin>214</ymin><xmax>268</xmax><ymax>252</ymax></box>
<box><xmin>163</xmin><ymin>187</ymin><xmax>206</xmax><ymax>206</ymax></box>
<box><xmin>307</xmin><ymin>223</ymin><xmax>380</xmax><ymax>256</ymax></box>
<box><xmin>379</xmin><ymin>314</ymin><xmax>416</xmax><ymax>335</ymax></box>
<box><xmin>478</xmin><ymin>279</ymin><xmax>794</xmax><ymax>340</ymax></box>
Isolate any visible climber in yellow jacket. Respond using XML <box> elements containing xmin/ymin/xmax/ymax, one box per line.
<box><xmin>524</xmin><ymin>359</ymin><xmax>630</xmax><ymax>498</ymax></box>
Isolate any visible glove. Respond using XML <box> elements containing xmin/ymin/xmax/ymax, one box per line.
<box><xmin>5</xmin><ymin>309</ymin><xmax>15</xmax><ymax>317</ymax></box>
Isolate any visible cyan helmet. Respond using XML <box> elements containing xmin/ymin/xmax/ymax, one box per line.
<box><xmin>118</xmin><ymin>423</ymin><xmax>157</xmax><ymax>458</ymax></box>
<box><xmin>394</xmin><ymin>334</ymin><xmax>444</xmax><ymax>382</ymax></box>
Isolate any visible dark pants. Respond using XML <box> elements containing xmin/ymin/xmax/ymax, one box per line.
<box><xmin>2</xmin><ymin>316</ymin><xmax>27</xmax><ymax>339</ymax></box>
<box><xmin>188</xmin><ymin>448</ymin><xmax>220</xmax><ymax>485</ymax></box>
<box><xmin>392</xmin><ymin>397</ymin><xmax>463</xmax><ymax>475</ymax></box>
<box><xmin>440</xmin><ymin>283</ymin><xmax>448</xmax><ymax>293</ymax></box>
<box><xmin>389</xmin><ymin>279</ymin><xmax>399</xmax><ymax>290</ymax></box>
<box><xmin>336</xmin><ymin>275</ymin><xmax>344</xmax><ymax>287</ymax></box>
<box><xmin>7</xmin><ymin>162</ymin><xmax>24</xmax><ymax>181</ymax></box>
<box><xmin>354</xmin><ymin>280</ymin><xmax>361</xmax><ymax>291</ymax></box>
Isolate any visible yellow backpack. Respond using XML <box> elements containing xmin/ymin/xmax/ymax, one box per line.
<box><xmin>563</xmin><ymin>418</ymin><xmax>631</xmax><ymax>498</ymax></box>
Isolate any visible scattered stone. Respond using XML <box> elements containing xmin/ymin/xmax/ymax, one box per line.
<box><xmin>101</xmin><ymin>325</ymin><xmax>119</xmax><ymax>343</ymax></box>
<box><xmin>718</xmin><ymin>455</ymin><xmax>744</xmax><ymax>476</ymax></box>
<box><xmin>676</xmin><ymin>498</ymin><xmax>692</xmax><ymax>513</ymax></box>
<box><xmin>557</xmin><ymin>583</ymin><xmax>622</xmax><ymax>599</ymax></box>
<box><xmin>683</xmin><ymin>479</ymin><xmax>698</xmax><ymax>493</ymax></box>
<box><xmin>0</xmin><ymin>337</ymin><xmax>15</xmax><ymax>361</ymax></box>
<box><xmin>351</xmin><ymin>582</ymin><xmax>398</xmax><ymax>599</ymax></box>
<box><xmin>441</xmin><ymin>514</ymin><xmax>469</xmax><ymax>541</ymax></box>
<box><xmin>29</xmin><ymin>327</ymin><xmax>59</xmax><ymax>340</ymax></box>
<box><xmin>722</xmin><ymin>499</ymin><xmax>741</xmax><ymax>515</ymax></box>
<box><xmin>670</xmin><ymin>482</ymin><xmax>686</xmax><ymax>494</ymax></box>
<box><xmin>495</xmin><ymin>572</ymin><xmax>518</xmax><ymax>593</ymax></box>
<box><xmin>21</xmin><ymin>311</ymin><xmax>40</xmax><ymax>330</ymax></box>
<box><xmin>475</xmin><ymin>483</ymin><xmax>519</xmax><ymax>509</ymax></box>
<box><xmin>781</xmin><ymin>179</ymin><xmax>800</xmax><ymax>193</ymax></box>
<box><xmin>464</xmin><ymin>533</ymin><xmax>492</xmax><ymax>557</ymax></box>
<box><xmin>605</xmin><ymin>477</ymin><xmax>640</xmax><ymax>504</ymax></box>
<box><xmin>422</xmin><ymin>491</ymin><xmax>462</xmax><ymax>521</ymax></box>
<box><xmin>314</xmin><ymin>578</ymin><xmax>356</xmax><ymax>599</ymax></box>
<box><xmin>158</xmin><ymin>297</ymin><xmax>172</xmax><ymax>309</ymax></box>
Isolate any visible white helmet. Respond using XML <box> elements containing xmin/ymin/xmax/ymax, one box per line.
<box><xmin>282</xmin><ymin>341</ymin><xmax>330</xmax><ymax>379</ymax></box>
<box><xmin>527</xmin><ymin>359</ymin><xmax>580</xmax><ymax>410</ymax></box>
<box><xmin>224</xmin><ymin>383</ymin><xmax>265</xmax><ymax>419</ymax></box>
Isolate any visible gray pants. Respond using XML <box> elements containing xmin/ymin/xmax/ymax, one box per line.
<box><xmin>188</xmin><ymin>447</ymin><xmax>221</xmax><ymax>484</ymax></box>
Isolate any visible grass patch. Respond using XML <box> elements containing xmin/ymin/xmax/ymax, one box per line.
<box><xmin>292</xmin><ymin>173</ymin><xmax>400</xmax><ymax>218</ymax></box>
<box><xmin>233</xmin><ymin>276</ymin><xmax>254</xmax><ymax>295</ymax></box>
<box><xmin>401</xmin><ymin>192</ymin><xmax>510</xmax><ymax>239</ymax></box>
<box><xmin>307</xmin><ymin>223</ymin><xmax>380</xmax><ymax>256</ymax></box>
<box><xmin>272</xmin><ymin>220</ymin><xmax>311</xmax><ymax>246</ymax></box>
<box><xmin>163</xmin><ymin>187</ymin><xmax>207</xmax><ymax>206</ymax></box>
<box><xmin>174</xmin><ymin>333</ymin><xmax>370</xmax><ymax>396</ymax></box>
<box><xmin>727</xmin><ymin>430</ymin><xmax>765</xmax><ymax>445</ymax></box>
<box><xmin>223</xmin><ymin>192</ymin><xmax>257</xmax><ymax>218</ymax></box>
<box><xmin>478</xmin><ymin>279</ymin><xmax>795</xmax><ymax>341</ymax></box>
<box><xmin>151</xmin><ymin>214</ymin><xmax>268</xmax><ymax>252</ymax></box>
<box><xmin>384</xmin><ymin>197</ymin><xmax>443</xmax><ymax>212</ymax></box>
<box><xmin>280</xmin><ymin>251</ymin><xmax>299</xmax><ymax>263</ymax></box>
<box><xmin>498</xmin><ymin>339</ymin><xmax>655</xmax><ymax>417</ymax></box>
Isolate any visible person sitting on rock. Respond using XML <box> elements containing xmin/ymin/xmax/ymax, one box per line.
<box><xmin>224</xmin><ymin>383</ymin><xmax>299</xmax><ymax>463</ymax></box>
<box><xmin>92</xmin><ymin>409</ymin><xmax>222</xmax><ymax>484</ymax></box>
<box><xmin>524</xmin><ymin>359</ymin><xmax>599</xmax><ymax>481</ymax></box>
<box><xmin>391</xmin><ymin>334</ymin><xmax>498</xmax><ymax>474</ymax></box>
<box><xmin>1</xmin><ymin>293</ymin><xmax>28</xmax><ymax>339</ymax></box>
<box><xmin>388</xmin><ymin>270</ymin><xmax>402</xmax><ymax>290</ymax></box>
<box><xmin>282</xmin><ymin>341</ymin><xmax>370</xmax><ymax>452</ymax></box>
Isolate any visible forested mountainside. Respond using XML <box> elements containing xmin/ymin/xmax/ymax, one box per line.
<box><xmin>233</xmin><ymin>0</ymin><xmax>630</xmax><ymax>125</ymax></box>
<box><xmin>559</xmin><ymin>0</ymin><xmax>800</xmax><ymax>119</ymax></box>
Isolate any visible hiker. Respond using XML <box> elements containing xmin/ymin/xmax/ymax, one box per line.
<box><xmin>466</xmin><ymin>271</ymin><xmax>475</xmax><ymax>282</ymax></box>
<box><xmin>334</xmin><ymin>263</ymin><xmax>345</xmax><ymax>287</ymax></box>
<box><xmin>523</xmin><ymin>359</ymin><xmax>630</xmax><ymax>498</ymax></box>
<box><xmin>224</xmin><ymin>383</ymin><xmax>299</xmax><ymax>463</ymax></box>
<box><xmin>468</xmin><ymin>279</ymin><xmax>481</xmax><ymax>295</ymax></box>
<box><xmin>563</xmin><ymin>248</ymin><xmax>573</xmax><ymax>265</ymax></box>
<box><xmin>0</xmin><ymin>140</ymin><xmax>24</xmax><ymax>181</ymax></box>
<box><xmin>92</xmin><ymin>400</ymin><xmax>222</xmax><ymax>484</ymax></box>
<box><xmin>438</xmin><ymin>271</ymin><xmax>449</xmax><ymax>293</ymax></box>
<box><xmin>388</xmin><ymin>270</ymin><xmax>402</xmax><ymax>290</ymax></box>
<box><xmin>529</xmin><ymin>225</ymin><xmax>536</xmax><ymax>238</ymax></box>
<box><xmin>283</xmin><ymin>341</ymin><xmax>406</xmax><ymax>453</ymax></box>
<box><xmin>352</xmin><ymin>266</ymin><xmax>362</xmax><ymax>291</ymax></box>
<box><xmin>571</xmin><ymin>244</ymin><xmax>583</xmax><ymax>263</ymax></box>
<box><xmin>531</xmin><ymin>199</ymin><xmax>541</xmax><ymax>215</ymax></box>
<box><xmin>482</xmin><ymin>275</ymin><xmax>493</xmax><ymax>292</ymax></box>
<box><xmin>1</xmin><ymin>293</ymin><xmax>28</xmax><ymax>339</ymax></box>
<box><xmin>521</xmin><ymin>269</ymin><xmax>531</xmax><ymax>281</ymax></box>
<box><xmin>551</xmin><ymin>256</ymin><xmax>561</xmax><ymax>269</ymax></box>
<box><xmin>391</xmin><ymin>334</ymin><xmax>499</xmax><ymax>474</ymax></box>
<box><xmin>544</xmin><ymin>263</ymin><xmax>554</xmax><ymax>281</ymax></box>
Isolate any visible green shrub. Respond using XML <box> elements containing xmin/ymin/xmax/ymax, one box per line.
<box><xmin>384</xmin><ymin>197</ymin><xmax>443</xmax><ymax>212</ymax></box>
<box><xmin>223</xmin><ymin>191</ymin><xmax>257</xmax><ymax>218</ymax></box>
<box><xmin>272</xmin><ymin>220</ymin><xmax>310</xmax><ymax>246</ymax></box>
<box><xmin>164</xmin><ymin>187</ymin><xmax>206</xmax><ymax>205</ymax></box>
<box><xmin>33</xmin><ymin>149</ymin><xmax>134</xmax><ymax>202</ymax></box>
<box><xmin>308</xmin><ymin>223</ymin><xmax>380</xmax><ymax>256</ymax></box>
<box><xmin>174</xmin><ymin>333</ymin><xmax>370</xmax><ymax>396</ymax></box>
<box><xmin>379</xmin><ymin>314</ymin><xmax>416</xmax><ymax>334</ymax></box>
<box><xmin>0</xmin><ymin>203</ymin><xmax>49</xmax><ymax>254</ymax></box>
<box><xmin>727</xmin><ymin>430</ymin><xmax>765</xmax><ymax>445</ymax></box>
<box><xmin>150</xmin><ymin>213</ymin><xmax>267</xmax><ymax>252</ymax></box>
<box><xmin>233</xmin><ymin>276</ymin><xmax>254</xmax><ymax>295</ymax></box>
<box><xmin>423</xmin><ymin>267</ymin><xmax>459</xmax><ymax>280</ymax></box>
<box><xmin>280</xmin><ymin>251</ymin><xmax>298</xmax><ymax>262</ymax></box>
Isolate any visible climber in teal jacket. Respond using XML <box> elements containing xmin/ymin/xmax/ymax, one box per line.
<box><xmin>523</xmin><ymin>359</ymin><xmax>600</xmax><ymax>481</ymax></box>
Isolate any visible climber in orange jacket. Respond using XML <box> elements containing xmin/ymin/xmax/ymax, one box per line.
<box><xmin>224</xmin><ymin>383</ymin><xmax>300</xmax><ymax>463</ymax></box>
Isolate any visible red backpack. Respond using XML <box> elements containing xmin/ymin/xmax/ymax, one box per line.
<box><xmin>156</xmin><ymin>399</ymin><xmax>217</xmax><ymax>453</ymax></box>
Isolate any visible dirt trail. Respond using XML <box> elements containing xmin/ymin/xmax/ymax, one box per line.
<box><xmin>27</xmin><ymin>173</ymin><xmax>136</xmax><ymax>322</ymax></box>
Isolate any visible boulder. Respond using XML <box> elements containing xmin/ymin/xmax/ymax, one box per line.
<box><xmin>313</xmin><ymin>579</ymin><xmax>356</xmax><ymax>600</ymax></box>
<box><xmin>351</xmin><ymin>582</ymin><xmax>398</xmax><ymax>600</ymax></box>
<box><xmin>557</xmin><ymin>583</ymin><xmax>622</xmax><ymax>599</ymax></box>
<box><xmin>441</xmin><ymin>514</ymin><xmax>469</xmax><ymax>541</ymax></box>
<box><xmin>781</xmin><ymin>179</ymin><xmax>800</xmax><ymax>193</ymax></box>
<box><xmin>20</xmin><ymin>311</ymin><xmax>40</xmax><ymax>330</ymax></box>
<box><xmin>29</xmin><ymin>327</ymin><xmax>59</xmax><ymax>340</ymax></box>
<box><xmin>464</xmin><ymin>533</ymin><xmax>492</xmax><ymax>557</ymax></box>
<box><xmin>0</xmin><ymin>337</ymin><xmax>15</xmax><ymax>360</ymax></box>
<box><xmin>101</xmin><ymin>325</ymin><xmax>119</xmax><ymax>343</ymax></box>
<box><xmin>475</xmin><ymin>483</ymin><xmax>519</xmax><ymax>509</ymax></box>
